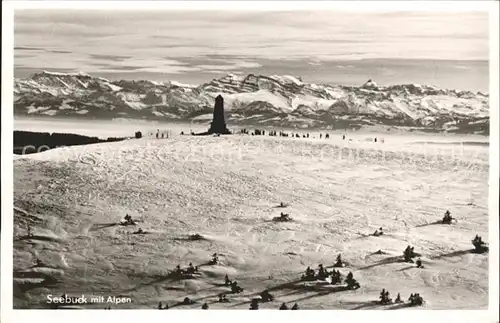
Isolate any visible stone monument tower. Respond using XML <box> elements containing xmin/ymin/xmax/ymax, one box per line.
<box><xmin>208</xmin><ymin>95</ymin><xmax>230</xmax><ymax>134</ymax></box>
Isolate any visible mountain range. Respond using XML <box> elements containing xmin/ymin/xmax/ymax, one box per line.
<box><xmin>14</xmin><ymin>71</ymin><xmax>490</xmax><ymax>134</ymax></box>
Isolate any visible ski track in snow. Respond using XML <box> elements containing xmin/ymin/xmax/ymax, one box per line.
<box><xmin>13</xmin><ymin>132</ymin><xmax>488</xmax><ymax>309</ymax></box>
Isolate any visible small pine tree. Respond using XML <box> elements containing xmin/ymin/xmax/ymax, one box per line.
<box><xmin>379</xmin><ymin>289</ymin><xmax>392</xmax><ymax>304</ymax></box>
<box><xmin>345</xmin><ymin>271</ymin><xmax>360</xmax><ymax>289</ymax></box>
<box><xmin>202</xmin><ymin>303</ymin><xmax>209</xmax><ymax>310</ymax></box>
<box><xmin>409</xmin><ymin>293</ymin><xmax>424</xmax><ymax>306</ymax></box>
<box><xmin>379</xmin><ymin>289</ymin><xmax>386</xmax><ymax>303</ymax></box>
<box><xmin>408</xmin><ymin>293</ymin><xmax>414</xmax><ymax>303</ymax></box>
<box><xmin>335</xmin><ymin>254</ymin><xmax>343</xmax><ymax>267</ymax></box>
<box><xmin>250</xmin><ymin>299</ymin><xmax>259</xmax><ymax>310</ymax></box>
<box><xmin>279</xmin><ymin>302</ymin><xmax>288</xmax><ymax>310</ymax></box>
<box><xmin>331</xmin><ymin>270</ymin><xmax>340</xmax><ymax>285</ymax></box>
<box><xmin>261</xmin><ymin>290</ymin><xmax>273</xmax><ymax>302</ymax></box>
<box><xmin>403</xmin><ymin>246</ymin><xmax>415</xmax><ymax>262</ymax></box>
<box><xmin>414</xmin><ymin>293</ymin><xmax>424</xmax><ymax>306</ymax></box>
<box><xmin>472</xmin><ymin>235</ymin><xmax>488</xmax><ymax>253</ymax></box>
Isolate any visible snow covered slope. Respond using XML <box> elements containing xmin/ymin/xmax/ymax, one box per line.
<box><xmin>13</xmin><ymin>134</ymin><xmax>489</xmax><ymax>309</ymax></box>
<box><xmin>14</xmin><ymin>71</ymin><xmax>489</xmax><ymax>133</ymax></box>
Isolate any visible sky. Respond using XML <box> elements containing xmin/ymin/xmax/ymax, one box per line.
<box><xmin>14</xmin><ymin>10</ymin><xmax>490</xmax><ymax>91</ymax></box>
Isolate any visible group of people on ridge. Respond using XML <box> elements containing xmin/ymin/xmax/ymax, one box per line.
<box><xmin>238</xmin><ymin>128</ymin><xmax>346</xmax><ymax>140</ymax></box>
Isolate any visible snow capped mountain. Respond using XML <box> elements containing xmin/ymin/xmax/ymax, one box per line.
<box><xmin>14</xmin><ymin>71</ymin><xmax>489</xmax><ymax>134</ymax></box>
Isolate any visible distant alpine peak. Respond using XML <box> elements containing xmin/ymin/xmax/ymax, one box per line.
<box><xmin>40</xmin><ymin>70</ymin><xmax>91</xmax><ymax>77</ymax></box>
<box><xmin>269</xmin><ymin>75</ymin><xmax>304</xmax><ymax>85</ymax></box>
<box><xmin>221</xmin><ymin>73</ymin><xmax>245</xmax><ymax>82</ymax></box>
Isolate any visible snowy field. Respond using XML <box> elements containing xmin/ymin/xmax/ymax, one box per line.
<box><xmin>13</xmin><ymin>119</ymin><xmax>489</xmax><ymax>309</ymax></box>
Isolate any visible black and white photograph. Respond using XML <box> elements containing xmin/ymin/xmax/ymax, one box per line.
<box><xmin>1</xmin><ymin>1</ymin><xmax>499</xmax><ymax>321</ymax></box>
